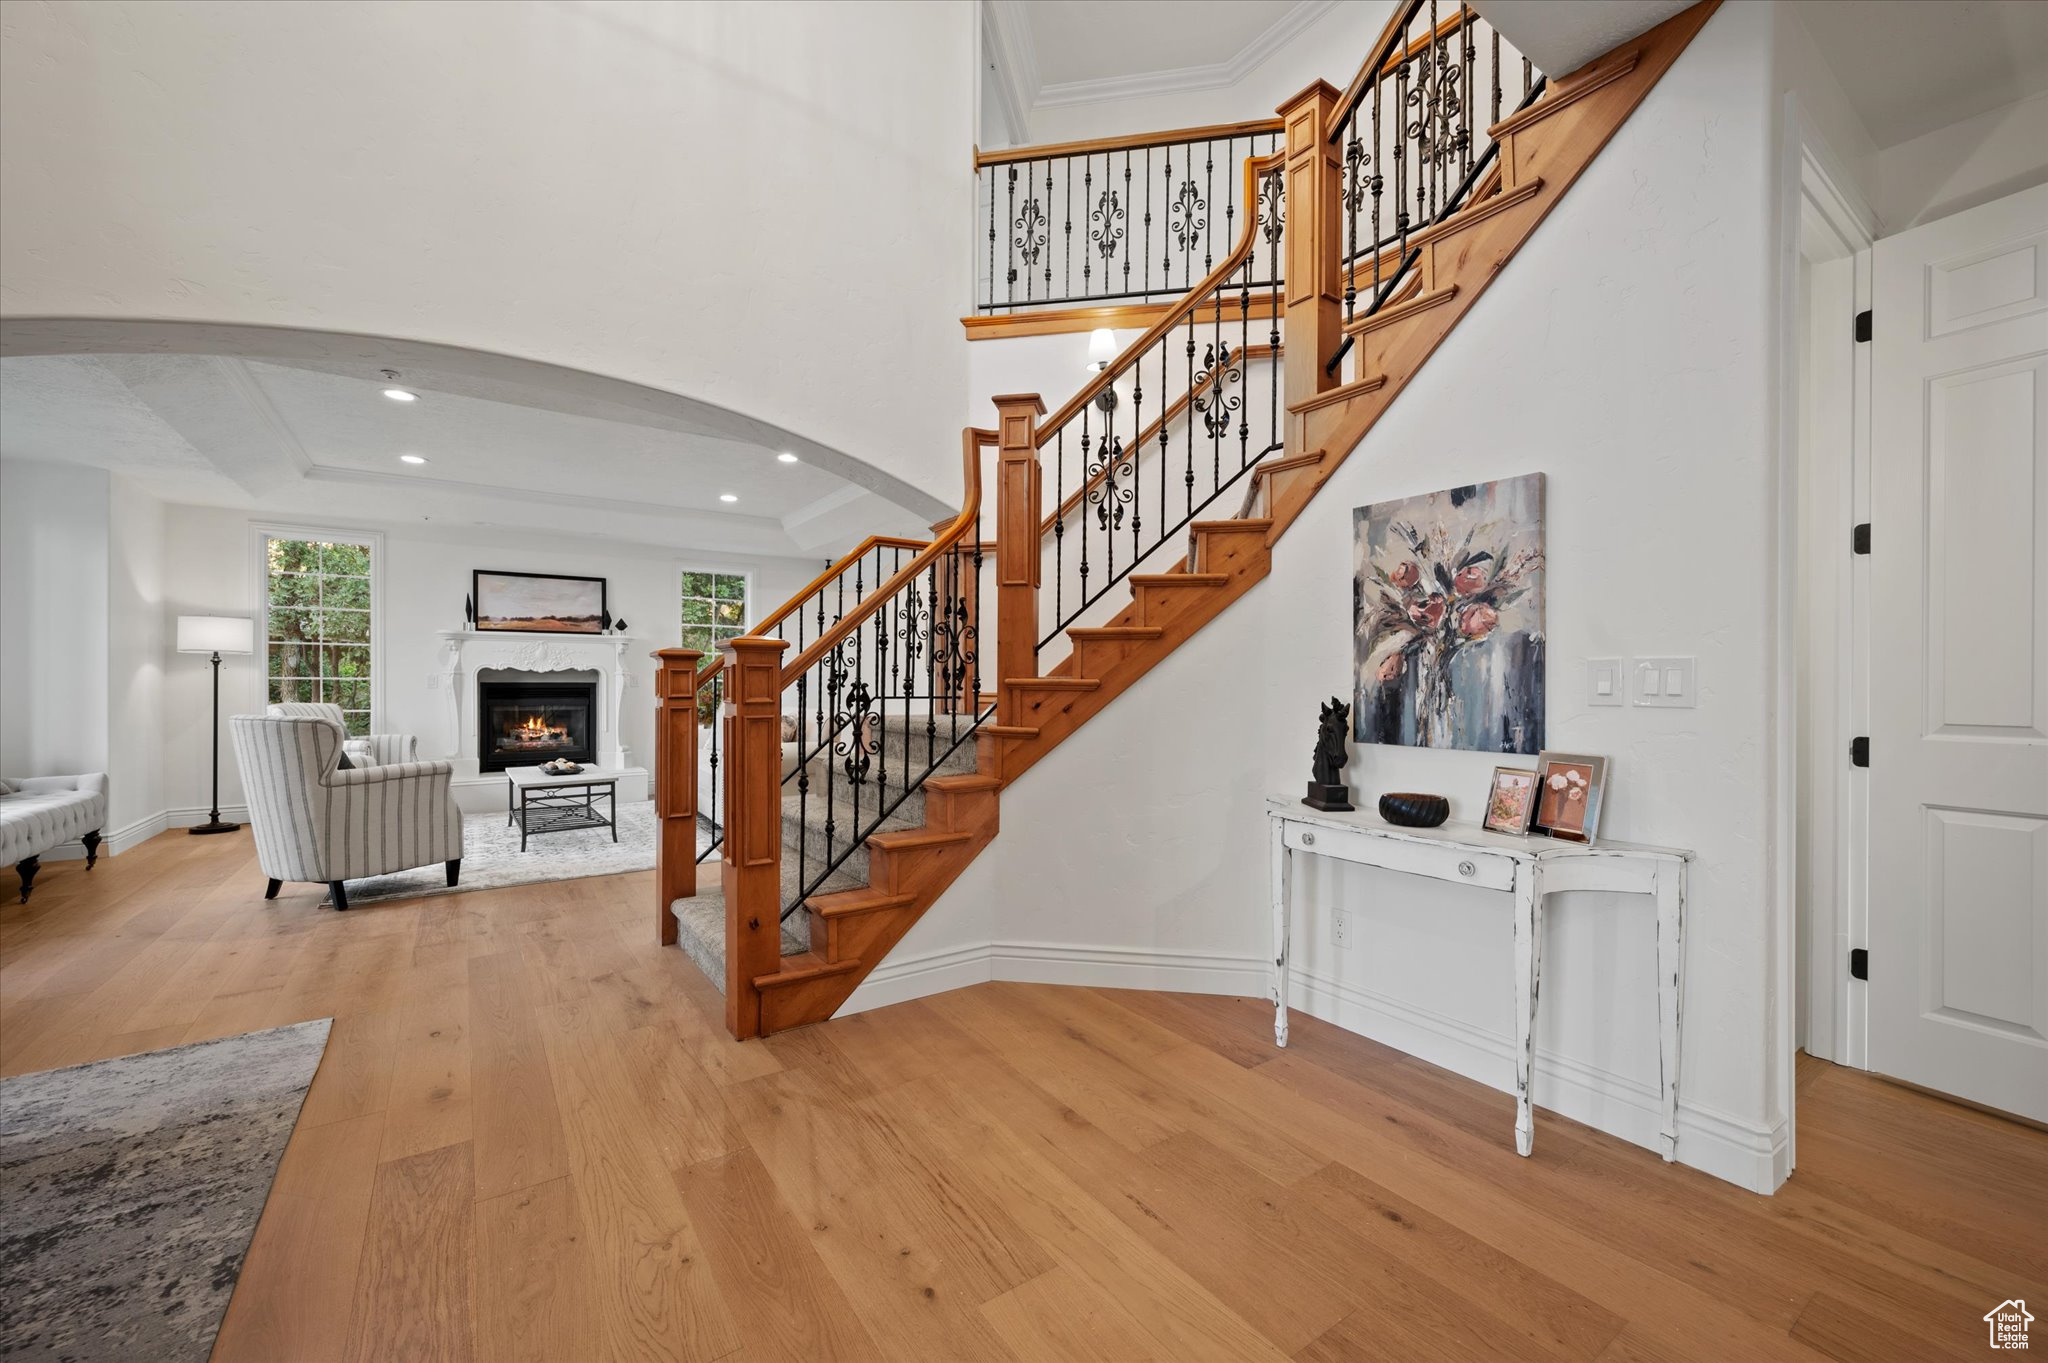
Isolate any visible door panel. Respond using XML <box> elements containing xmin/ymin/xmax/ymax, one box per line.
<box><xmin>1869</xmin><ymin>182</ymin><xmax>2048</xmax><ymax>1122</ymax></box>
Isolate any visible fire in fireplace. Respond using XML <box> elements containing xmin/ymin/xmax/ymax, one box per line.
<box><xmin>478</xmin><ymin>680</ymin><xmax>597</xmax><ymax>772</ymax></box>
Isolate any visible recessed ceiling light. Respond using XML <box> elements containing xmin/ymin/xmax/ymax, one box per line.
<box><xmin>399</xmin><ymin>454</ymin><xmax>428</xmax><ymax>465</ymax></box>
<box><xmin>719</xmin><ymin>493</ymin><xmax>739</xmax><ymax>503</ymax></box>
<box><xmin>777</xmin><ymin>452</ymin><xmax>799</xmax><ymax>464</ymax></box>
<box><xmin>383</xmin><ymin>388</ymin><xmax>417</xmax><ymax>402</ymax></box>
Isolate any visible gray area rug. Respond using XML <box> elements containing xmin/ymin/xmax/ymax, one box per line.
<box><xmin>335</xmin><ymin>799</ymin><xmax>690</xmax><ymax>906</ymax></box>
<box><xmin>0</xmin><ymin>1019</ymin><xmax>332</xmax><ymax>1363</ymax></box>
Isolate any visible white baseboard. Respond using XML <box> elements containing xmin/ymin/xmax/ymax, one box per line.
<box><xmin>1289</xmin><ymin>966</ymin><xmax>1788</xmax><ymax>1195</ymax></box>
<box><xmin>837</xmin><ymin>939</ymin><xmax>1268</xmax><ymax>1018</ymax></box>
<box><xmin>835</xmin><ymin>940</ymin><xmax>1783</xmax><ymax>1195</ymax></box>
<box><xmin>34</xmin><ymin>810</ymin><xmax>173</xmax><ymax>861</ymax></box>
<box><xmin>167</xmin><ymin>804</ymin><xmax>251</xmax><ymax>829</ymax></box>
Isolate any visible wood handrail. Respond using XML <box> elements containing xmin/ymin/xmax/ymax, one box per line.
<box><xmin>974</xmin><ymin>117</ymin><xmax>1284</xmax><ymax>170</ymax></box>
<box><xmin>692</xmin><ymin>534</ymin><xmax>931</xmax><ymax>688</ymax></box>
<box><xmin>1037</xmin><ymin>151</ymin><xmax>1286</xmax><ymax>444</ymax></box>
<box><xmin>1334</xmin><ymin>0</ymin><xmax>1427</xmax><ymax>139</ymax></box>
<box><xmin>1037</xmin><ymin>343</ymin><xmax>1282</xmax><ymax>536</ymax></box>
<box><xmin>778</xmin><ymin>428</ymin><xmax>994</xmax><ymax>682</ymax></box>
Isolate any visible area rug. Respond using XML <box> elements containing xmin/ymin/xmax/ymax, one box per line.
<box><xmin>332</xmin><ymin>799</ymin><xmax>682</xmax><ymax>906</ymax></box>
<box><xmin>0</xmin><ymin>1019</ymin><xmax>332</xmax><ymax>1363</ymax></box>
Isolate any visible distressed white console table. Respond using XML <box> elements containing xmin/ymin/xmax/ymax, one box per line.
<box><xmin>1267</xmin><ymin>797</ymin><xmax>1691</xmax><ymax>1161</ymax></box>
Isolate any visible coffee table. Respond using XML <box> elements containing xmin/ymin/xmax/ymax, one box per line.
<box><xmin>505</xmin><ymin>765</ymin><xmax>619</xmax><ymax>851</ymax></box>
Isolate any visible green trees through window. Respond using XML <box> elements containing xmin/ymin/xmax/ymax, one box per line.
<box><xmin>265</xmin><ymin>537</ymin><xmax>374</xmax><ymax>736</ymax></box>
<box><xmin>680</xmin><ymin>571</ymin><xmax>747</xmax><ymax>655</ymax></box>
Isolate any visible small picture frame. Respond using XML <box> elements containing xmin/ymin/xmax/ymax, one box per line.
<box><xmin>1482</xmin><ymin>766</ymin><xmax>1539</xmax><ymax>835</ymax></box>
<box><xmin>1532</xmin><ymin>752</ymin><xmax>1608</xmax><ymax>843</ymax></box>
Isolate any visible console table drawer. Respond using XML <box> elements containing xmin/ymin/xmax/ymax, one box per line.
<box><xmin>1282</xmin><ymin>822</ymin><xmax>1517</xmax><ymax>892</ymax></box>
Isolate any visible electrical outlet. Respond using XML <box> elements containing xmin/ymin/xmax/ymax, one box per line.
<box><xmin>1332</xmin><ymin>907</ymin><xmax>1351</xmax><ymax>948</ymax></box>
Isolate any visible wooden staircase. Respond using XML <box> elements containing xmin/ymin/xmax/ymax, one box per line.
<box><xmin>658</xmin><ymin>1</ymin><xmax>1721</xmax><ymax>1037</ymax></box>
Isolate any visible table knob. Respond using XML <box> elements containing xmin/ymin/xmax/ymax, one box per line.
<box><xmin>1302</xmin><ymin>831</ymin><xmax>1316</xmax><ymax>846</ymax></box>
<box><xmin>1458</xmin><ymin>860</ymin><xmax>1476</xmax><ymax>878</ymax></box>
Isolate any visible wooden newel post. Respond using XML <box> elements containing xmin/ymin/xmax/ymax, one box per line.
<box><xmin>652</xmin><ymin>648</ymin><xmax>703</xmax><ymax>945</ymax></box>
<box><xmin>1278</xmin><ymin>80</ymin><xmax>1343</xmax><ymax>406</ymax></box>
<box><xmin>720</xmin><ymin>635</ymin><xmax>788</xmax><ymax>1039</ymax></box>
<box><xmin>992</xmin><ymin>393</ymin><xmax>1045</xmax><ymax>725</ymax></box>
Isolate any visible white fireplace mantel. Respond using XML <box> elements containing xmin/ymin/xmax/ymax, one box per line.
<box><xmin>434</xmin><ymin>630</ymin><xmax>642</xmax><ymax>772</ymax></box>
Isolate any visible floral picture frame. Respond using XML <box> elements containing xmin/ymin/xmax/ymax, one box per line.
<box><xmin>1483</xmin><ymin>766</ymin><xmax>1539</xmax><ymax>835</ymax></box>
<box><xmin>1532</xmin><ymin>752</ymin><xmax>1607</xmax><ymax>843</ymax></box>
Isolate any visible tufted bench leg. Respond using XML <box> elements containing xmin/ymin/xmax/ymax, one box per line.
<box><xmin>81</xmin><ymin>831</ymin><xmax>101</xmax><ymax>869</ymax></box>
<box><xmin>16</xmin><ymin>855</ymin><xmax>39</xmax><ymax>904</ymax></box>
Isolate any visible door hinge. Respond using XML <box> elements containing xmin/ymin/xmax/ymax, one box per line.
<box><xmin>1854</xmin><ymin>310</ymin><xmax>1872</xmax><ymax>342</ymax></box>
<box><xmin>1849</xmin><ymin>947</ymin><xmax>1868</xmax><ymax>981</ymax></box>
<box><xmin>1852</xmin><ymin>522</ymin><xmax>1871</xmax><ymax>555</ymax></box>
<box><xmin>1850</xmin><ymin>735</ymin><xmax>1870</xmax><ymax>767</ymax></box>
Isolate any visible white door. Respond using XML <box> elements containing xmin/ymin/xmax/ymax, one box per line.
<box><xmin>1869</xmin><ymin>182</ymin><xmax>2048</xmax><ymax>1122</ymax></box>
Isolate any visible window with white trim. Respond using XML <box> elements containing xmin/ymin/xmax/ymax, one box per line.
<box><xmin>680</xmin><ymin>570</ymin><xmax>748</xmax><ymax>654</ymax></box>
<box><xmin>263</xmin><ymin>534</ymin><xmax>376</xmax><ymax>736</ymax></box>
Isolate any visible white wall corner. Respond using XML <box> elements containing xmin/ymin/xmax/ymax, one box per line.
<box><xmin>981</xmin><ymin>0</ymin><xmax>1039</xmax><ymax>142</ymax></box>
<box><xmin>838</xmin><ymin>939</ymin><xmax>1268</xmax><ymax>1019</ymax></box>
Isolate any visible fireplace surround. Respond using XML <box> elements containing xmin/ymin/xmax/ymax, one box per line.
<box><xmin>477</xmin><ymin>679</ymin><xmax>597</xmax><ymax>772</ymax></box>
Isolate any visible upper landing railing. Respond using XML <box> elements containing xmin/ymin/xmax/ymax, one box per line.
<box><xmin>974</xmin><ymin>120</ymin><xmax>1283</xmax><ymax>314</ymax></box>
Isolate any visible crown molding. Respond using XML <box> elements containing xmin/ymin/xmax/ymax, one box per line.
<box><xmin>1030</xmin><ymin>0</ymin><xmax>1338</xmax><ymax>112</ymax></box>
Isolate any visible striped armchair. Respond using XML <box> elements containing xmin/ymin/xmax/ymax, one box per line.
<box><xmin>231</xmin><ymin>710</ymin><xmax>462</xmax><ymax>911</ymax></box>
<box><xmin>265</xmin><ymin>702</ymin><xmax>418</xmax><ymax>767</ymax></box>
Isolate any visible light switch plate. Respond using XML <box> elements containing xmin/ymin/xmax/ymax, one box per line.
<box><xmin>1633</xmin><ymin>656</ymin><xmax>1697</xmax><ymax>707</ymax></box>
<box><xmin>1587</xmin><ymin>657</ymin><xmax>1622</xmax><ymax>707</ymax></box>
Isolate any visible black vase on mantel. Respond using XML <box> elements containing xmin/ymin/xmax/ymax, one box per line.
<box><xmin>1303</xmin><ymin>697</ymin><xmax>1355</xmax><ymax>812</ymax></box>
<box><xmin>463</xmin><ymin>593</ymin><xmax>474</xmax><ymax>627</ymax></box>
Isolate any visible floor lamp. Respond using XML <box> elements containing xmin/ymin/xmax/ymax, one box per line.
<box><xmin>177</xmin><ymin>615</ymin><xmax>254</xmax><ymax>835</ymax></box>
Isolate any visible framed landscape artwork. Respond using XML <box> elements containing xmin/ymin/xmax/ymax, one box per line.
<box><xmin>473</xmin><ymin>570</ymin><xmax>607</xmax><ymax>634</ymax></box>
<box><xmin>1483</xmin><ymin>766</ymin><xmax>1538</xmax><ymax>834</ymax></box>
<box><xmin>1353</xmin><ymin>473</ymin><xmax>1545</xmax><ymax>753</ymax></box>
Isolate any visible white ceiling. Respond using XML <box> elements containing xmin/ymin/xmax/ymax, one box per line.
<box><xmin>0</xmin><ymin>353</ymin><xmax>928</xmax><ymax>558</ymax></box>
<box><xmin>1795</xmin><ymin>0</ymin><xmax>2048</xmax><ymax>148</ymax></box>
<box><xmin>987</xmin><ymin>0</ymin><xmax>1333</xmax><ymax>113</ymax></box>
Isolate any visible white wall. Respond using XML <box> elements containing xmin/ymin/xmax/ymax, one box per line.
<box><xmin>107</xmin><ymin>478</ymin><xmax>167</xmax><ymax>835</ymax></box>
<box><xmin>0</xmin><ymin>0</ymin><xmax>976</xmax><ymax>500</ymax></box>
<box><xmin>891</xmin><ymin>2</ymin><xmax>1788</xmax><ymax>1192</ymax></box>
<box><xmin>0</xmin><ymin>460</ymin><xmax>110</xmax><ymax>784</ymax></box>
<box><xmin>157</xmin><ymin>504</ymin><xmax>823</xmax><ymax>818</ymax></box>
<box><xmin>1023</xmin><ymin>2</ymin><xmax>1395</xmax><ymax>143</ymax></box>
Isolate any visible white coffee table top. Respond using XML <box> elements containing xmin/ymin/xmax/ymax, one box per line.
<box><xmin>505</xmin><ymin>764</ymin><xmax>620</xmax><ymax>790</ymax></box>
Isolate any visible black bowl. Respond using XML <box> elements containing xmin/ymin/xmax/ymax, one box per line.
<box><xmin>1378</xmin><ymin>792</ymin><xmax>1449</xmax><ymax>828</ymax></box>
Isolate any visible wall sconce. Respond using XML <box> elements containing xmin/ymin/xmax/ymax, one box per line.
<box><xmin>1087</xmin><ymin>328</ymin><xmax>1118</xmax><ymax>413</ymax></box>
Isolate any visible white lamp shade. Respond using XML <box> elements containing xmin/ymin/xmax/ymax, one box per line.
<box><xmin>1086</xmin><ymin>327</ymin><xmax>1117</xmax><ymax>370</ymax></box>
<box><xmin>177</xmin><ymin>615</ymin><xmax>254</xmax><ymax>655</ymax></box>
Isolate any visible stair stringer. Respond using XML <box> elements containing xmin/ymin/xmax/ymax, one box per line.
<box><xmin>747</xmin><ymin>0</ymin><xmax>1719</xmax><ymax>1033</ymax></box>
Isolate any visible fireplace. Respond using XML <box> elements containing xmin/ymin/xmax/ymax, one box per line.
<box><xmin>477</xmin><ymin>680</ymin><xmax>597</xmax><ymax>772</ymax></box>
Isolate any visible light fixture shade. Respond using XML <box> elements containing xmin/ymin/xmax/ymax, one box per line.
<box><xmin>176</xmin><ymin>615</ymin><xmax>254</xmax><ymax>655</ymax></box>
<box><xmin>1086</xmin><ymin>328</ymin><xmax>1117</xmax><ymax>370</ymax></box>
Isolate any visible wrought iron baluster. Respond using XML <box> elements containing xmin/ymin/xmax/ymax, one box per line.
<box><xmin>1143</xmin><ymin>146</ymin><xmax>1152</xmax><ymax>309</ymax></box>
<box><xmin>1053</xmin><ymin>428</ymin><xmax>1064</xmax><ymax>629</ymax></box>
<box><xmin>1122</xmin><ymin>151</ymin><xmax>1133</xmax><ymax>293</ymax></box>
<box><xmin>1223</xmin><ymin>136</ymin><xmax>1236</xmax><ymax>277</ymax></box>
<box><xmin>794</xmin><ymin>671</ymin><xmax>808</xmax><ymax>902</ymax></box>
<box><xmin>1082</xmin><ymin>158</ymin><xmax>1093</xmax><ymax>295</ymax></box>
<box><xmin>1064</xmin><ymin>159</ymin><xmax>1073</xmax><ymax>298</ymax></box>
<box><xmin>1078</xmin><ymin>403</ymin><xmax>1092</xmax><ymax>613</ymax></box>
<box><xmin>1396</xmin><ymin>60</ymin><xmax>1410</xmax><ymax>270</ymax></box>
<box><xmin>1161</xmin><ymin>150</ymin><xmax>1174</xmax><ymax>293</ymax></box>
<box><xmin>1461</xmin><ymin>8</ymin><xmax>1476</xmax><ymax>186</ymax></box>
<box><xmin>1129</xmin><ymin>349</ymin><xmax>1142</xmax><ymax>573</ymax></box>
<box><xmin>986</xmin><ymin>169</ymin><xmax>995</xmax><ymax>311</ymax></box>
<box><xmin>1203</xmin><ymin>139</ymin><xmax>1215</xmax><ymax>275</ymax></box>
<box><xmin>1005</xmin><ymin>164</ymin><xmax>1017</xmax><ymax>305</ymax></box>
<box><xmin>1491</xmin><ymin>28</ymin><xmax>1502</xmax><ymax>128</ymax></box>
<box><xmin>1184</xmin><ymin>309</ymin><xmax>1196</xmax><ymax>520</ymax></box>
<box><xmin>1372</xmin><ymin>71</ymin><xmax>1384</xmax><ymax>304</ymax></box>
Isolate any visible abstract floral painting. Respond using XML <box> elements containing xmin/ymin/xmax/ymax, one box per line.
<box><xmin>1353</xmin><ymin>473</ymin><xmax>1545</xmax><ymax>752</ymax></box>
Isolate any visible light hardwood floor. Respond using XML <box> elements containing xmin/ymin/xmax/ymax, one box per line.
<box><xmin>4</xmin><ymin>830</ymin><xmax>2042</xmax><ymax>1362</ymax></box>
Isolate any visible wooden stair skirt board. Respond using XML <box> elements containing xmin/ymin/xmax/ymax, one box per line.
<box><xmin>677</xmin><ymin>2</ymin><xmax>1718</xmax><ymax>1036</ymax></box>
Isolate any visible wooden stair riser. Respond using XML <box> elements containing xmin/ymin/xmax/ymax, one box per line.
<box><xmin>996</xmin><ymin>550</ymin><xmax>1272</xmax><ymax>786</ymax></box>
